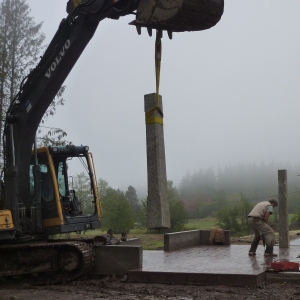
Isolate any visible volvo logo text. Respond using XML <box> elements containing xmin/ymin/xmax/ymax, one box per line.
<box><xmin>45</xmin><ymin>39</ymin><xmax>71</xmax><ymax>78</ymax></box>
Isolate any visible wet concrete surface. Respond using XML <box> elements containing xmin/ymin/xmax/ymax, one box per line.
<box><xmin>128</xmin><ymin>242</ymin><xmax>300</xmax><ymax>285</ymax></box>
<box><xmin>142</xmin><ymin>244</ymin><xmax>300</xmax><ymax>273</ymax></box>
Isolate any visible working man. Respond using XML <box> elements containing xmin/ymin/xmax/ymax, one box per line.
<box><xmin>248</xmin><ymin>199</ymin><xmax>278</xmax><ymax>256</ymax></box>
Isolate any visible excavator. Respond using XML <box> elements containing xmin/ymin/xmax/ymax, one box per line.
<box><xmin>0</xmin><ymin>0</ymin><xmax>224</xmax><ymax>283</ymax></box>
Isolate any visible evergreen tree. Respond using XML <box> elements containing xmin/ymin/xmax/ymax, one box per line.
<box><xmin>216</xmin><ymin>206</ymin><xmax>240</xmax><ymax>235</ymax></box>
<box><xmin>137</xmin><ymin>199</ymin><xmax>147</xmax><ymax>229</ymax></box>
<box><xmin>214</xmin><ymin>189</ymin><xmax>227</xmax><ymax>210</ymax></box>
<box><xmin>0</xmin><ymin>0</ymin><xmax>68</xmax><ymax>155</ymax></box>
<box><xmin>0</xmin><ymin>0</ymin><xmax>45</xmax><ymax>151</ymax></box>
<box><xmin>236</xmin><ymin>194</ymin><xmax>253</xmax><ymax>234</ymax></box>
<box><xmin>101</xmin><ymin>188</ymin><xmax>134</xmax><ymax>233</ymax></box>
<box><xmin>98</xmin><ymin>178</ymin><xmax>109</xmax><ymax>200</ymax></box>
<box><xmin>72</xmin><ymin>172</ymin><xmax>94</xmax><ymax>215</ymax></box>
<box><xmin>125</xmin><ymin>185</ymin><xmax>140</xmax><ymax>221</ymax></box>
<box><xmin>135</xmin><ymin>199</ymin><xmax>148</xmax><ymax>229</ymax></box>
<box><xmin>215</xmin><ymin>195</ymin><xmax>253</xmax><ymax>236</ymax></box>
<box><xmin>168</xmin><ymin>180</ymin><xmax>188</xmax><ymax>231</ymax></box>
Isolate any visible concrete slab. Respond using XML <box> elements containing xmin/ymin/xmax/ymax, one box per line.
<box><xmin>128</xmin><ymin>244</ymin><xmax>300</xmax><ymax>285</ymax></box>
<box><xmin>93</xmin><ymin>245</ymin><xmax>142</xmax><ymax>275</ymax></box>
<box><xmin>129</xmin><ymin>270</ymin><xmax>265</xmax><ymax>286</ymax></box>
<box><xmin>266</xmin><ymin>271</ymin><xmax>300</xmax><ymax>283</ymax></box>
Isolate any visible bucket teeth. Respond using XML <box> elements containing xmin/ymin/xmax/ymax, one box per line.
<box><xmin>136</xmin><ymin>25</ymin><xmax>141</xmax><ymax>35</ymax></box>
<box><xmin>167</xmin><ymin>30</ymin><xmax>173</xmax><ymax>40</ymax></box>
<box><xmin>147</xmin><ymin>27</ymin><xmax>152</xmax><ymax>37</ymax></box>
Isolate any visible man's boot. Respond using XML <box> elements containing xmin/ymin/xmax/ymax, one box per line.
<box><xmin>248</xmin><ymin>235</ymin><xmax>260</xmax><ymax>256</ymax></box>
<box><xmin>264</xmin><ymin>246</ymin><xmax>278</xmax><ymax>257</ymax></box>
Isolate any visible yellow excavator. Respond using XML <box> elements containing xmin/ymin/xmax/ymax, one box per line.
<box><xmin>0</xmin><ymin>0</ymin><xmax>224</xmax><ymax>283</ymax></box>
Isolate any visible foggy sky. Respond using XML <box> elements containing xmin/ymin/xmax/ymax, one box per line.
<box><xmin>29</xmin><ymin>1</ymin><xmax>300</xmax><ymax>195</ymax></box>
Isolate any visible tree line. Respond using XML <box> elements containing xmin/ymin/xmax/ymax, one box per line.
<box><xmin>73</xmin><ymin>161</ymin><xmax>298</xmax><ymax>236</ymax></box>
<box><xmin>177</xmin><ymin>162</ymin><xmax>300</xmax><ymax>236</ymax></box>
<box><xmin>179</xmin><ymin>162</ymin><xmax>300</xmax><ymax>220</ymax></box>
<box><xmin>72</xmin><ymin>173</ymin><xmax>189</xmax><ymax>234</ymax></box>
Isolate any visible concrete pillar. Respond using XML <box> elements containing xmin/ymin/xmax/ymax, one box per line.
<box><xmin>278</xmin><ymin>169</ymin><xmax>289</xmax><ymax>248</ymax></box>
<box><xmin>144</xmin><ymin>93</ymin><xmax>170</xmax><ymax>229</ymax></box>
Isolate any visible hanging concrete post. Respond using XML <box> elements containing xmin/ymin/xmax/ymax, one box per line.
<box><xmin>278</xmin><ymin>169</ymin><xmax>289</xmax><ymax>248</ymax></box>
<box><xmin>144</xmin><ymin>93</ymin><xmax>170</xmax><ymax>229</ymax></box>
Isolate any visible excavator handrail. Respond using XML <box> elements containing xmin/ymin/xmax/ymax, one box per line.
<box><xmin>88</xmin><ymin>152</ymin><xmax>103</xmax><ymax>218</ymax></box>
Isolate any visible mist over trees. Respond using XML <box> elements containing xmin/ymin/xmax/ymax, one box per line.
<box><xmin>178</xmin><ymin>162</ymin><xmax>300</xmax><ymax>220</ymax></box>
<box><xmin>69</xmin><ymin>161</ymin><xmax>300</xmax><ymax>236</ymax></box>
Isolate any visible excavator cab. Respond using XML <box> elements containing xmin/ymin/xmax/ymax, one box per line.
<box><xmin>29</xmin><ymin>145</ymin><xmax>102</xmax><ymax>236</ymax></box>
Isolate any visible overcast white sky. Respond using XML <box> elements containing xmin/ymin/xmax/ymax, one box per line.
<box><xmin>28</xmin><ymin>1</ymin><xmax>300</xmax><ymax>195</ymax></box>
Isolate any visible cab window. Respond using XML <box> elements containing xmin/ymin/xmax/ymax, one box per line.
<box><xmin>29</xmin><ymin>154</ymin><xmax>54</xmax><ymax>202</ymax></box>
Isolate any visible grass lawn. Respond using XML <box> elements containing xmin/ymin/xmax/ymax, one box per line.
<box><xmin>53</xmin><ymin>218</ymin><xmax>219</xmax><ymax>250</ymax></box>
<box><xmin>52</xmin><ymin>215</ymin><xmax>298</xmax><ymax>250</ymax></box>
<box><xmin>184</xmin><ymin>217</ymin><xmax>217</xmax><ymax>230</ymax></box>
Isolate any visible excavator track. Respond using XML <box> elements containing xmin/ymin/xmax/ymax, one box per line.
<box><xmin>0</xmin><ymin>240</ymin><xmax>95</xmax><ymax>285</ymax></box>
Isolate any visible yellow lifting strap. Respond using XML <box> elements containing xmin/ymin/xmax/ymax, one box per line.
<box><xmin>145</xmin><ymin>31</ymin><xmax>164</xmax><ymax>125</ymax></box>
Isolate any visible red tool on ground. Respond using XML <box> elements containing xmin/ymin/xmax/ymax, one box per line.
<box><xmin>271</xmin><ymin>262</ymin><xmax>299</xmax><ymax>271</ymax></box>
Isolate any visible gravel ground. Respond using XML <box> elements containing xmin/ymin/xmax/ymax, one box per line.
<box><xmin>1</xmin><ymin>277</ymin><xmax>300</xmax><ymax>300</ymax></box>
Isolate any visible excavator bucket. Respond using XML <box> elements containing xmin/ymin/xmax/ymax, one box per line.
<box><xmin>133</xmin><ymin>0</ymin><xmax>224</xmax><ymax>32</ymax></box>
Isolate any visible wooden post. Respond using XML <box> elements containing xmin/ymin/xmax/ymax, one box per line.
<box><xmin>278</xmin><ymin>169</ymin><xmax>289</xmax><ymax>248</ymax></box>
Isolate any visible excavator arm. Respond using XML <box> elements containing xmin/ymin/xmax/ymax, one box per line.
<box><xmin>2</xmin><ymin>0</ymin><xmax>224</xmax><ymax>237</ymax></box>
<box><xmin>3</xmin><ymin>0</ymin><xmax>132</xmax><ymax>236</ymax></box>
